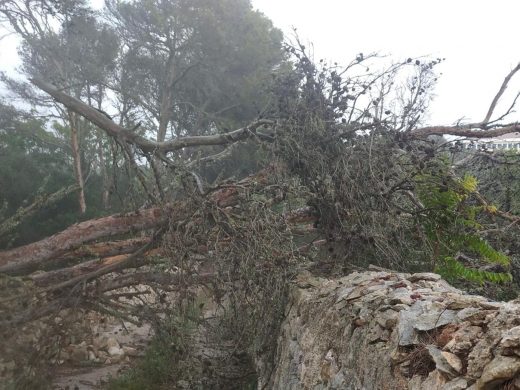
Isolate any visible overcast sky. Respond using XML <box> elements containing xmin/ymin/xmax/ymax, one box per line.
<box><xmin>252</xmin><ymin>0</ymin><xmax>520</xmax><ymax>125</ymax></box>
<box><xmin>1</xmin><ymin>0</ymin><xmax>519</xmax><ymax>126</ymax></box>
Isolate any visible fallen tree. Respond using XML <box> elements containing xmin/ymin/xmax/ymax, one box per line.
<box><xmin>1</xmin><ymin>44</ymin><xmax>520</xmax><ymax>388</ymax></box>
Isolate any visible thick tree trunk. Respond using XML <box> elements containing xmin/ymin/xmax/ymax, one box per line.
<box><xmin>0</xmin><ymin>207</ymin><xmax>166</xmax><ymax>275</ymax></box>
<box><xmin>262</xmin><ymin>270</ymin><xmax>520</xmax><ymax>389</ymax></box>
<box><xmin>29</xmin><ymin>245</ymin><xmax>163</xmax><ymax>287</ymax></box>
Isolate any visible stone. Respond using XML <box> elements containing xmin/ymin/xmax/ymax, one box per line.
<box><xmin>477</xmin><ymin>356</ymin><xmax>520</xmax><ymax>389</ymax></box>
<box><xmin>500</xmin><ymin>326</ymin><xmax>520</xmax><ymax>349</ymax></box>
<box><xmin>255</xmin><ymin>271</ymin><xmax>520</xmax><ymax>389</ymax></box>
<box><xmin>420</xmin><ymin>370</ymin><xmax>448</xmax><ymax>389</ymax></box>
<box><xmin>414</xmin><ymin>308</ymin><xmax>458</xmax><ymax>332</ymax></box>
<box><xmin>69</xmin><ymin>344</ymin><xmax>88</xmax><ymax>362</ymax></box>
<box><xmin>108</xmin><ymin>346</ymin><xmax>125</xmax><ymax>358</ymax></box>
<box><xmin>427</xmin><ymin>345</ymin><xmax>462</xmax><ymax>379</ymax></box>
<box><xmin>408</xmin><ymin>273</ymin><xmax>442</xmax><ymax>282</ymax></box>
<box><xmin>88</xmin><ymin>350</ymin><xmax>97</xmax><ymax>361</ymax></box>
<box><xmin>457</xmin><ymin>307</ymin><xmax>481</xmax><ymax>320</ymax></box>
<box><xmin>106</xmin><ymin>337</ymin><xmax>120</xmax><ymax>350</ymax></box>
<box><xmin>93</xmin><ymin>335</ymin><xmax>109</xmax><ymax>350</ymax></box>
<box><xmin>122</xmin><ymin>346</ymin><xmax>138</xmax><ymax>357</ymax></box>
<box><xmin>442</xmin><ymin>377</ymin><xmax>468</xmax><ymax>390</ymax></box>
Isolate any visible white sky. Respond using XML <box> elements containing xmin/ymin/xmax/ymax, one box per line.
<box><xmin>1</xmin><ymin>0</ymin><xmax>519</xmax><ymax>126</ymax></box>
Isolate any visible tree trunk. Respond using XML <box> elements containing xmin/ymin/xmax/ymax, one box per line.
<box><xmin>0</xmin><ymin>207</ymin><xmax>166</xmax><ymax>275</ymax></box>
<box><xmin>261</xmin><ymin>270</ymin><xmax>520</xmax><ymax>389</ymax></box>
<box><xmin>68</xmin><ymin>110</ymin><xmax>87</xmax><ymax>214</ymax></box>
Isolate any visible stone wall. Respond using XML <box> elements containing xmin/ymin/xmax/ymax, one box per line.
<box><xmin>260</xmin><ymin>270</ymin><xmax>520</xmax><ymax>390</ymax></box>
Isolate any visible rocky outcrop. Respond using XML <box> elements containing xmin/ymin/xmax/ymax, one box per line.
<box><xmin>261</xmin><ymin>270</ymin><xmax>520</xmax><ymax>390</ymax></box>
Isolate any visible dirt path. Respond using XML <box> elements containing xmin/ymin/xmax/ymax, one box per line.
<box><xmin>52</xmin><ymin>320</ymin><xmax>151</xmax><ymax>389</ymax></box>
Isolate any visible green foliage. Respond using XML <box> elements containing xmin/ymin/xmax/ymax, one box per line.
<box><xmin>442</xmin><ymin>256</ymin><xmax>512</xmax><ymax>284</ymax></box>
<box><xmin>0</xmin><ymin>104</ymin><xmax>129</xmax><ymax>247</ymax></box>
<box><xmin>417</xmin><ymin>168</ymin><xmax>511</xmax><ymax>284</ymax></box>
<box><xmin>107</xmin><ymin>0</ymin><xmax>285</xmax><ymax>137</ymax></box>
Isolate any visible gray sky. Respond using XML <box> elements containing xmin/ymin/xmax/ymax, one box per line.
<box><xmin>1</xmin><ymin>0</ymin><xmax>519</xmax><ymax>126</ymax></box>
<box><xmin>252</xmin><ymin>0</ymin><xmax>520</xmax><ymax>125</ymax></box>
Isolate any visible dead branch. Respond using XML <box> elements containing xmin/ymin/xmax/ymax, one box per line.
<box><xmin>482</xmin><ymin>62</ymin><xmax>520</xmax><ymax>125</ymax></box>
<box><xmin>0</xmin><ymin>183</ymin><xmax>80</xmax><ymax>238</ymax></box>
<box><xmin>412</xmin><ymin>123</ymin><xmax>520</xmax><ymax>138</ymax></box>
<box><xmin>31</xmin><ymin>77</ymin><xmax>274</xmax><ymax>154</ymax></box>
<box><xmin>51</xmin><ymin>237</ymin><xmax>151</xmax><ymax>264</ymax></box>
<box><xmin>29</xmin><ymin>248</ymin><xmax>162</xmax><ymax>287</ymax></box>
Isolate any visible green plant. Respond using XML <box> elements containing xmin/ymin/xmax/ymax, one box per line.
<box><xmin>417</xmin><ymin>170</ymin><xmax>512</xmax><ymax>284</ymax></box>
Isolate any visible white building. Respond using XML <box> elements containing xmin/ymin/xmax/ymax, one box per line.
<box><xmin>461</xmin><ymin>132</ymin><xmax>520</xmax><ymax>152</ymax></box>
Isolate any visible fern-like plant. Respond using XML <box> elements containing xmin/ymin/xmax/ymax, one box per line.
<box><xmin>416</xmin><ymin>169</ymin><xmax>511</xmax><ymax>284</ymax></box>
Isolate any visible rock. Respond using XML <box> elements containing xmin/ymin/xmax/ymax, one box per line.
<box><xmin>477</xmin><ymin>355</ymin><xmax>520</xmax><ymax>389</ymax></box>
<box><xmin>256</xmin><ymin>271</ymin><xmax>520</xmax><ymax>389</ymax></box>
<box><xmin>442</xmin><ymin>377</ymin><xmax>468</xmax><ymax>390</ymax></box>
<box><xmin>444</xmin><ymin>326</ymin><xmax>483</xmax><ymax>354</ymax></box>
<box><xmin>69</xmin><ymin>344</ymin><xmax>88</xmax><ymax>362</ymax></box>
<box><xmin>177</xmin><ymin>380</ymin><xmax>190</xmax><ymax>389</ymax></box>
<box><xmin>93</xmin><ymin>335</ymin><xmax>109</xmax><ymax>350</ymax></box>
<box><xmin>427</xmin><ymin>345</ymin><xmax>462</xmax><ymax>379</ymax></box>
<box><xmin>88</xmin><ymin>350</ymin><xmax>97</xmax><ymax>361</ymax></box>
<box><xmin>122</xmin><ymin>346</ymin><xmax>138</xmax><ymax>357</ymax></box>
<box><xmin>500</xmin><ymin>326</ymin><xmax>520</xmax><ymax>349</ymax></box>
<box><xmin>106</xmin><ymin>337</ymin><xmax>120</xmax><ymax>350</ymax></box>
<box><xmin>418</xmin><ymin>370</ymin><xmax>447</xmax><ymax>390</ymax></box>
<box><xmin>108</xmin><ymin>346</ymin><xmax>125</xmax><ymax>359</ymax></box>
<box><xmin>408</xmin><ymin>273</ymin><xmax>442</xmax><ymax>282</ymax></box>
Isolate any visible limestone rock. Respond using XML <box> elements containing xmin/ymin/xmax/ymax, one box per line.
<box><xmin>442</xmin><ymin>377</ymin><xmax>468</xmax><ymax>390</ymax></box>
<box><xmin>427</xmin><ymin>345</ymin><xmax>462</xmax><ymax>378</ymax></box>
<box><xmin>122</xmin><ymin>345</ymin><xmax>138</xmax><ymax>357</ymax></box>
<box><xmin>107</xmin><ymin>346</ymin><xmax>125</xmax><ymax>359</ymax></box>
<box><xmin>106</xmin><ymin>337</ymin><xmax>120</xmax><ymax>350</ymax></box>
<box><xmin>407</xmin><ymin>273</ymin><xmax>441</xmax><ymax>282</ymax></box>
<box><xmin>69</xmin><ymin>343</ymin><xmax>88</xmax><ymax>362</ymax></box>
<box><xmin>477</xmin><ymin>355</ymin><xmax>520</xmax><ymax>389</ymax></box>
<box><xmin>259</xmin><ymin>271</ymin><xmax>520</xmax><ymax>390</ymax></box>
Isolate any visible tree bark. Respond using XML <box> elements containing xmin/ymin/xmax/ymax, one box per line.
<box><xmin>31</xmin><ymin>77</ymin><xmax>274</xmax><ymax>154</ymax></box>
<box><xmin>68</xmin><ymin>110</ymin><xmax>87</xmax><ymax>214</ymax></box>
<box><xmin>0</xmin><ymin>207</ymin><xmax>166</xmax><ymax>275</ymax></box>
<box><xmin>29</xmin><ymin>246</ymin><xmax>161</xmax><ymax>287</ymax></box>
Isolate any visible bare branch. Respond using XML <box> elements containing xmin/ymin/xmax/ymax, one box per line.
<box><xmin>482</xmin><ymin>62</ymin><xmax>520</xmax><ymax>125</ymax></box>
<box><xmin>412</xmin><ymin>123</ymin><xmax>520</xmax><ymax>138</ymax></box>
<box><xmin>31</xmin><ymin>77</ymin><xmax>274</xmax><ymax>154</ymax></box>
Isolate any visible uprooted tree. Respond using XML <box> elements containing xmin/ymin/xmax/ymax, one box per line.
<box><xmin>1</xmin><ymin>2</ymin><xmax>520</xmax><ymax>387</ymax></box>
